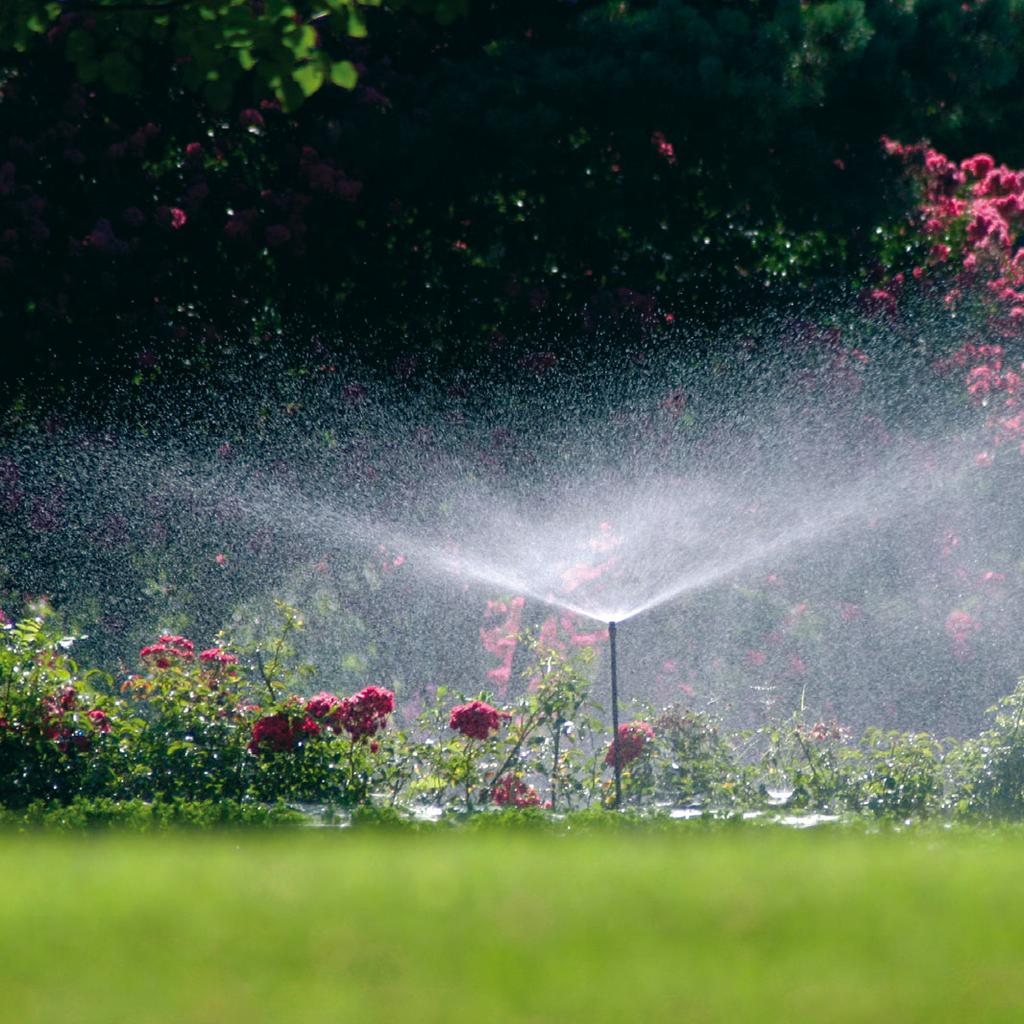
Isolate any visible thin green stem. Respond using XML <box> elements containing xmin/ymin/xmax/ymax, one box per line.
<box><xmin>488</xmin><ymin>711</ymin><xmax>542</xmax><ymax>799</ymax></box>
<box><xmin>794</xmin><ymin>728</ymin><xmax>822</xmax><ymax>789</ymax></box>
<box><xmin>253</xmin><ymin>651</ymin><xmax>276</xmax><ymax>703</ymax></box>
<box><xmin>551</xmin><ymin>716</ymin><xmax>562</xmax><ymax>812</ymax></box>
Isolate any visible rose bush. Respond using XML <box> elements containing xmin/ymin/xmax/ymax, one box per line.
<box><xmin>3</xmin><ymin>599</ymin><xmax>1024</xmax><ymax>824</ymax></box>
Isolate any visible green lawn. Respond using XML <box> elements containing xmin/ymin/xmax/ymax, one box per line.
<box><xmin>1</xmin><ymin>824</ymin><xmax>1021</xmax><ymax>1023</ymax></box>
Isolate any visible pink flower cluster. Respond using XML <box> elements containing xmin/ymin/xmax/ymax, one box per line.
<box><xmin>801</xmin><ymin>720</ymin><xmax>851</xmax><ymax>744</ymax></box>
<box><xmin>335</xmin><ymin>685</ymin><xmax>395</xmax><ymax>739</ymax></box>
<box><xmin>140</xmin><ymin>634</ymin><xmax>194</xmax><ymax>669</ymax></box>
<box><xmin>651</xmin><ymin>130</ymin><xmax>677</xmax><ymax>166</ymax></box>
<box><xmin>248</xmin><ymin>711</ymin><xmax>320</xmax><ymax>754</ymax></box>
<box><xmin>605</xmin><ymin>721</ymin><xmax>655</xmax><ymax>768</ymax></box>
<box><xmin>491</xmin><ymin>773</ymin><xmax>541</xmax><ymax>808</ymax></box>
<box><xmin>199</xmin><ymin>647</ymin><xmax>239</xmax><ymax>668</ymax></box>
<box><xmin>883</xmin><ymin>141</ymin><xmax>1024</xmax><ymax>302</ymax></box>
<box><xmin>87</xmin><ymin>708</ymin><xmax>111</xmax><ymax>733</ymax></box>
<box><xmin>879</xmin><ymin>140</ymin><xmax>1024</xmax><ymax>463</ymax></box>
<box><xmin>250</xmin><ymin>684</ymin><xmax>396</xmax><ymax>753</ymax></box>
<box><xmin>945</xmin><ymin>609</ymin><xmax>981</xmax><ymax>661</ymax></box>
<box><xmin>480</xmin><ymin>596</ymin><xmax>524</xmax><ymax>692</ymax></box>
<box><xmin>37</xmin><ymin>684</ymin><xmax>110</xmax><ymax>751</ymax></box>
<box><xmin>449</xmin><ymin>700</ymin><xmax>505</xmax><ymax>740</ymax></box>
<box><xmin>42</xmin><ymin>684</ymin><xmax>78</xmax><ymax>716</ymax></box>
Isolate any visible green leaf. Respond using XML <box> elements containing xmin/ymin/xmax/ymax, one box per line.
<box><xmin>283</xmin><ymin>23</ymin><xmax>318</xmax><ymax>56</ymax></box>
<box><xmin>237</xmin><ymin>48</ymin><xmax>257</xmax><ymax>71</ymax></box>
<box><xmin>293</xmin><ymin>61</ymin><xmax>325</xmax><ymax>97</ymax></box>
<box><xmin>347</xmin><ymin>8</ymin><xmax>368</xmax><ymax>37</ymax></box>
<box><xmin>275</xmin><ymin>77</ymin><xmax>305</xmax><ymax>112</ymax></box>
<box><xmin>330</xmin><ymin>59</ymin><xmax>357</xmax><ymax>89</ymax></box>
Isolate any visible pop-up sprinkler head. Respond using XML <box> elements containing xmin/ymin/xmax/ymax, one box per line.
<box><xmin>608</xmin><ymin>620</ymin><xmax>621</xmax><ymax>808</ymax></box>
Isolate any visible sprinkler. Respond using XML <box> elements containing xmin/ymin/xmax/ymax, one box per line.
<box><xmin>608</xmin><ymin>620</ymin><xmax>621</xmax><ymax>808</ymax></box>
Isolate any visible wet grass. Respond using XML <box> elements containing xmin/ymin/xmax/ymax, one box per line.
<box><xmin>2</xmin><ymin>822</ymin><xmax>1022</xmax><ymax>1023</ymax></box>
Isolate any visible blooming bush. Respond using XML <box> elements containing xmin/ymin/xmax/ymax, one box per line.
<box><xmin>121</xmin><ymin>631</ymin><xmax>257</xmax><ymax>802</ymax></box>
<box><xmin>410</xmin><ymin>641</ymin><xmax>604</xmax><ymax>813</ymax></box>
<box><xmin>881</xmin><ymin>139</ymin><xmax>1024</xmax><ymax>457</ymax></box>
<box><xmin>5</xmin><ymin>603</ymin><xmax>1024</xmax><ymax>824</ymax></box>
<box><xmin>0</xmin><ymin>607</ymin><xmax>128</xmax><ymax>807</ymax></box>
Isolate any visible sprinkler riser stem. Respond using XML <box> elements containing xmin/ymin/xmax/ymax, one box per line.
<box><xmin>609</xmin><ymin>620</ymin><xmax>621</xmax><ymax>808</ymax></box>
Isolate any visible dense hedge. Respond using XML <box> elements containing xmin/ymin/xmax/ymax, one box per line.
<box><xmin>4</xmin><ymin>0</ymin><xmax>1024</xmax><ymax>401</ymax></box>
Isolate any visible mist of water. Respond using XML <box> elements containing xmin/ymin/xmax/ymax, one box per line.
<box><xmin>2</xmin><ymin>308</ymin><xmax>1020</xmax><ymax>735</ymax></box>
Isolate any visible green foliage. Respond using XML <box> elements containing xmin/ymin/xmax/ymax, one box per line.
<box><xmin>759</xmin><ymin>709</ymin><xmax>944</xmax><ymax>818</ymax></box>
<box><xmin>5</xmin><ymin>602</ymin><xmax>1024</xmax><ymax>826</ymax></box>
<box><xmin>948</xmin><ymin>679</ymin><xmax>1024</xmax><ymax>818</ymax></box>
<box><xmin>0</xmin><ymin>604</ymin><xmax>130</xmax><ymax>807</ymax></box>
<box><xmin>848</xmin><ymin>728</ymin><xmax>944</xmax><ymax>818</ymax></box>
<box><xmin>0</xmin><ymin>796</ymin><xmax>305</xmax><ymax>829</ymax></box>
<box><xmin>1</xmin><ymin>0</ymin><xmax>394</xmax><ymax>109</ymax></box>
<box><xmin>7</xmin><ymin>0</ymin><xmax>1024</xmax><ymax>398</ymax></box>
<box><xmin>649</xmin><ymin>705</ymin><xmax>751</xmax><ymax>809</ymax></box>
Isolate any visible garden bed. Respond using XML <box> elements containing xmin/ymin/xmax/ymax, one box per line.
<box><xmin>4</xmin><ymin>604</ymin><xmax>1024</xmax><ymax>823</ymax></box>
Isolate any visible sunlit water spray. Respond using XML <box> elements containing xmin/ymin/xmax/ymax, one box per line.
<box><xmin>2</xmin><ymin>317</ymin><xmax>1020</xmax><ymax>735</ymax></box>
<box><xmin>267</xmin><ymin>430</ymin><xmax>968</xmax><ymax>631</ymax></box>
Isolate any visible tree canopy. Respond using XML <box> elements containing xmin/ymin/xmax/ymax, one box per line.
<box><xmin>3</xmin><ymin>0</ymin><xmax>1024</xmax><ymax>398</ymax></box>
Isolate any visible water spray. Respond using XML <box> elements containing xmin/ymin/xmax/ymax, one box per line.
<box><xmin>608</xmin><ymin>619</ymin><xmax>621</xmax><ymax>808</ymax></box>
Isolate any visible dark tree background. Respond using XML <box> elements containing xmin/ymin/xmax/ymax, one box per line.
<box><xmin>2</xmin><ymin>0</ymin><xmax>1024</xmax><ymax>404</ymax></box>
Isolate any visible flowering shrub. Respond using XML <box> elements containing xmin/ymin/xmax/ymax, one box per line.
<box><xmin>0</xmin><ymin>609</ymin><xmax>127</xmax><ymax>806</ymax></box>
<box><xmin>412</xmin><ymin>642</ymin><xmax>603</xmax><ymax>813</ymax></box>
<box><xmin>881</xmin><ymin>139</ymin><xmax>1024</xmax><ymax>458</ymax></box>
<box><xmin>6</xmin><ymin>604</ymin><xmax>1024</xmax><ymax>824</ymax></box>
<box><xmin>121</xmin><ymin>631</ymin><xmax>256</xmax><ymax>801</ymax></box>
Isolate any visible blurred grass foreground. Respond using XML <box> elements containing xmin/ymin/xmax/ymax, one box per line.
<box><xmin>2</xmin><ymin>825</ymin><xmax>1023</xmax><ymax>1023</ymax></box>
